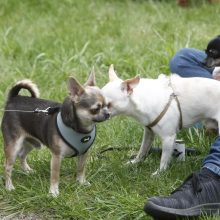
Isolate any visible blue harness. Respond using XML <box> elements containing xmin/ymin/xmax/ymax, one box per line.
<box><xmin>56</xmin><ymin>112</ymin><xmax>96</xmax><ymax>156</ymax></box>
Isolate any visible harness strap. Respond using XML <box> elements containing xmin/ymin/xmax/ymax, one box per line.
<box><xmin>147</xmin><ymin>93</ymin><xmax>175</xmax><ymax>129</ymax></box>
<box><xmin>147</xmin><ymin>93</ymin><xmax>183</xmax><ymax>130</ymax></box>
<box><xmin>173</xmin><ymin>94</ymin><xmax>183</xmax><ymax>130</ymax></box>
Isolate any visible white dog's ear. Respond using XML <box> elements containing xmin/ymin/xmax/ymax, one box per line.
<box><xmin>68</xmin><ymin>77</ymin><xmax>85</xmax><ymax>97</ymax></box>
<box><xmin>84</xmin><ymin>69</ymin><xmax>96</xmax><ymax>86</ymax></box>
<box><xmin>109</xmin><ymin>64</ymin><xmax>119</xmax><ymax>81</ymax></box>
<box><xmin>121</xmin><ymin>75</ymin><xmax>140</xmax><ymax>95</ymax></box>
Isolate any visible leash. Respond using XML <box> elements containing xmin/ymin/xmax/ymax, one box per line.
<box><xmin>147</xmin><ymin>76</ymin><xmax>183</xmax><ymax>130</ymax></box>
<box><xmin>1</xmin><ymin>106</ymin><xmax>60</xmax><ymax>115</ymax></box>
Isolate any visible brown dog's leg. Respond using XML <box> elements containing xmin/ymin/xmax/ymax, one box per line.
<box><xmin>76</xmin><ymin>151</ymin><xmax>90</xmax><ymax>185</ymax></box>
<box><xmin>4</xmin><ymin>137</ymin><xmax>24</xmax><ymax>190</ymax></box>
<box><xmin>18</xmin><ymin>142</ymin><xmax>34</xmax><ymax>173</ymax></box>
<box><xmin>49</xmin><ymin>153</ymin><xmax>62</xmax><ymax>197</ymax></box>
<box><xmin>19</xmin><ymin>138</ymin><xmax>41</xmax><ymax>172</ymax></box>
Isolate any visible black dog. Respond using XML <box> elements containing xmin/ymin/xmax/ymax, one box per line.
<box><xmin>204</xmin><ymin>35</ymin><xmax>220</xmax><ymax>68</ymax></box>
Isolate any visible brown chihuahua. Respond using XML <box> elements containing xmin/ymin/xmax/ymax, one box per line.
<box><xmin>1</xmin><ymin>73</ymin><xmax>110</xmax><ymax>196</ymax></box>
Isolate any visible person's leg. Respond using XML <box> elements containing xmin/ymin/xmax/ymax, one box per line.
<box><xmin>170</xmin><ymin>48</ymin><xmax>214</xmax><ymax>78</ymax></box>
<box><xmin>203</xmin><ymin>137</ymin><xmax>220</xmax><ymax>175</ymax></box>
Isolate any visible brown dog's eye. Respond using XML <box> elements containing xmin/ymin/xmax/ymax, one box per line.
<box><xmin>90</xmin><ymin>105</ymin><xmax>101</xmax><ymax>114</ymax></box>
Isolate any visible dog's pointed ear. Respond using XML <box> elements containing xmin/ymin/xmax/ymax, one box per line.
<box><xmin>68</xmin><ymin>77</ymin><xmax>85</xmax><ymax>97</ymax></box>
<box><xmin>121</xmin><ymin>75</ymin><xmax>140</xmax><ymax>95</ymax></box>
<box><xmin>109</xmin><ymin>64</ymin><xmax>119</xmax><ymax>82</ymax></box>
<box><xmin>84</xmin><ymin>68</ymin><xmax>96</xmax><ymax>86</ymax></box>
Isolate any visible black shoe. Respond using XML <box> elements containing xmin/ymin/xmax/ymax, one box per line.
<box><xmin>144</xmin><ymin>168</ymin><xmax>220</xmax><ymax>220</ymax></box>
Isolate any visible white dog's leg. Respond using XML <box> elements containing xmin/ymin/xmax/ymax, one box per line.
<box><xmin>152</xmin><ymin>134</ymin><xmax>176</xmax><ymax>175</ymax></box>
<box><xmin>160</xmin><ymin>134</ymin><xmax>176</xmax><ymax>171</ymax></box>
<box><xmin>130</xmin><ymin>127</ymin><xmax>154</xmax><ymax>164</ymax></box>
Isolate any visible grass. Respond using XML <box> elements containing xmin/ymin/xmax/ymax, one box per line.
<box><xmin>0</xmin><ymin>0</ymin><xmax>220</xmax><ymax>219</ymax></box>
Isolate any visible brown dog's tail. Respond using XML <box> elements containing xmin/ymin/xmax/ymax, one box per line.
<box><xmin>8</xmin><ymin>79</ymin><xmax>40</xmax><ymax>99</ymax></box>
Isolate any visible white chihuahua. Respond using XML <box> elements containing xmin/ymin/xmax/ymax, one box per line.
<box><xmin>102</xmin><ymin>65</ymin><xmax>220</xmax><ymax>174</ymax></box>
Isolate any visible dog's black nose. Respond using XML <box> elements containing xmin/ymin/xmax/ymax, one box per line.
<box><xmin>105</xmin><ymin>112</ymin><xmax>111</xmax><ymax>119</ymax></box>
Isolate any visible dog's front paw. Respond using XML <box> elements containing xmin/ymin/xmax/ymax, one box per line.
<box><xmin>21</xmin><ymin>162</ymin><xmax>35</xmax><ymax>174</ymax></box>
<box><xmin>152</xmin><ymin>169</ymin><xmax>160</xmax><ymax>176</ymax></box>
<box><xmin>5</xmin><ymin>182</ymin><xmax>15</xmax><ymax>191</ymax></box>
<box><xmin>77</xmin><ymin>178</ymin><xmax>91</xmax><ymax>186</ymax></box>
<box><xmin>81</xmin><ymin>181</ymin><xmax>91</xmax><ymax>186</ymax></box>
<box><xmin>126</xmin><ymin>158</ymin><xmax>141</xmax><ymax>165</ymax></box>
<box><xmin>23</xmin><ymin>167</ymin><xmax>35</xmax><ymax>174</ymax></box>
<box><xmin>49</xmin><ymin>187</ymin><xmax>59</xmax><ymax>197</ymax></box>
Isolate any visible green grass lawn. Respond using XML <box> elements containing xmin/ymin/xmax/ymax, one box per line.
<box><xmin>1</xmin><ymin>0</ymin><xmax>220</xmax><ymax>219</ymax></box>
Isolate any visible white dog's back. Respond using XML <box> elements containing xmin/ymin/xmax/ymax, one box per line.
<box><xmin>170</xmin><ymin>75</ymin><xmax>220</xmax><ymax>127</ymax></box>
